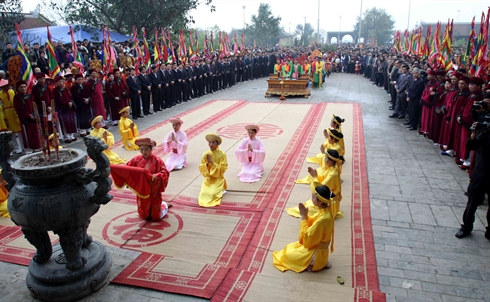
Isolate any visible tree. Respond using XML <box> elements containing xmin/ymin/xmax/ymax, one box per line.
<box><xmin>244</xmin><ymin>3</ymin><xmax>281</xmax><ymax>47</ymax></box>
<box><xmin>0</xmin><ymin>0</ymin><xmax>24</xmax><ymax>45</ymax></box>
<box><xmin>293</xmin><ymin>23</ymin><xmax>315</xmax><ymax>46</ymax></box>
<box><xmin>46</xmin><ymin>0</ymin><xmax>215</xmax><ymax>35</ymax></box>
<box><xmin>353</xmin><ymin>7</ymin><xmax>395</xmax><ymax>45</ymax></box>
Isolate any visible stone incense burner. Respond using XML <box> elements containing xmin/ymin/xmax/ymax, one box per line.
<box><xmin>7</xmin><ymin>136</ymin><xmax>113</xmax><ymax>301</ymax></box>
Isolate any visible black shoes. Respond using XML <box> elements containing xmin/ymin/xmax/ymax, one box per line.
<box><xmin>455</xmin><ymin>228</ymin><xmax>471</xmax><ymax>239</ymax></box>
<box><xmin>409</xmin><ymin>127</ymin><xmax>417</xmax><ymax>130</ymax></box>
<box><xmin>404</xmin><ymin>122</ymin><xmax>410</xmax><ymax>125</ymax></box>
<box><xmin>398</xmin><ymin>115</ymin><xmax>405</xmax><ymax>119</ymax></box>
<box><xmin>389</xmin><ymin>114</ymin><xmax>398</xmax><ymax>118</ymax></box>
<box><xmin>389</xmin><ymin>107</ymin><xmax>394</xmax><ymax>110</ymax></box>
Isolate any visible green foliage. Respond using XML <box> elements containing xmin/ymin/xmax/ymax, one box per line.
<box><xmin>453</xmin><ymin>38</ymin><xmax>467</xmax><ymax>49</ymax></box>
<box><xmin>321</xmin><ymin>44</ymin><xmax>338</xmax><ymax>52</ymax></box>
<box><xmin>0</xmin><ymin>0</ymin><xmax>24</xmax><ymax>44</ymax></box>
<box><xmin>244</xmin><ymin>3</ymin><xmax>281</xmax><ymax>47</ymax></box>
<box><xmin>294</xmin><ymin>23</ymin><xmax>315</xmax><ymax>46</ymax></box>
<box><xmin>353</xmin><ymin>7</ymin><xmax>395</xmax><ymax>45</ymax></box>
<box><xmin>48</xmin><ymin>0</ymin><xmax>215</xmax><ymax>35</ymax></box>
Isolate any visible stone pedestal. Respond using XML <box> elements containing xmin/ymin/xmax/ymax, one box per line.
<box><xmin>26</xmin><ymin>241</ymin><xmax>112</xmax><ymax>302</ymax></box>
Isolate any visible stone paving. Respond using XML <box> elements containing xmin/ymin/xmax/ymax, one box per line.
<box><xmin>1</xmin><ymin>73</ymin><xmax>489</xmax><ymax>302</ymax></box>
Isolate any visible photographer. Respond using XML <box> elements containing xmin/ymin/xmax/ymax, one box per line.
<box><xmin>455</xmin><ymin>93</ymin><xmax>490</xmax><ymax>240</ymax></box>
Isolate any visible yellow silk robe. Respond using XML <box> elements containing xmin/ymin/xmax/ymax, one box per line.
<box><xmin>0</xmin><ymin>89</ymin><xmax>21</xmax><ymax>133</ymax></box>
<box><xmin>307</xmin><ymin>141</ymin><xmax>343</xmax><ymax>174</ymax></box>
<box><xmin>198</xmin><ymin>148</ymin><xmax>228</xmax><ymax>207</ymax></box>
<box><xmin>289</xmin><ymin>165</ymin><xmax>342</xmax><ymax>218</ymax></box>
<box><xmin>0</xmin><ymin>105</ymin><xmax>7</xmax><ymax>131</ymax></box>
<box><xmin>273</xmin><ymin>208</ymin><xmax>333</xmax><ymax>272</ymax></box>
<box><xmin>118</xmin><ymin>117</ymin><xmax>139</xmax><ymax>150</ymax></box>
<box><xmin>0</xmin><ymin>180</ymin><xmax>10</xmax><ymax>218</ymax></box>
<box><xmin>337</xmin><ymin>126</ymin><xmax>345</xmax><ymax>157</ymax></box>
<box><xmin>90</xmin><ymin>128</ymin><xmax>126</xmax><ymax>164</ymax></box>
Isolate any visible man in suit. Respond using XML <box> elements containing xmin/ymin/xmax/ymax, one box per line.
<box><xmin>138</xmin><ymin>66</ymin><xmax>152</xmax><ymax>115</ymax></box>
<box><xmin>193</xmin><ymin>59</ymin><xmax>203</xmax><ymax>97</ymax></box>
<box><xmin>158</xmin><ymin>64</ymin><xmax>169</xmax><ymax>109</ymax></box>
<box><xmin>125</xmin><ymin>67</ymin><xmax>143</xmax><ymax>119</ymax></box>
<box><xmin>171</xmin><ymin>62</ymin><xmax>181</xmax><ymax>103</ymax></box>
<box><xmin>202</xmin><ymin>59</ymin><xmax>211</xmax><ymax>94</ymax></box>
<box><xmin>165</xmin><ymin>63</ymin><xmax>175</xmax><ymax>107</ymax></box>
<box><xmin>149</xmin><ymin>65</ymin><xmax>162</xmax><ymax>112</ymax></box>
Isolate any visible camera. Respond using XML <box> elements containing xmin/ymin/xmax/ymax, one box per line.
<box><xmin>472</xmin><ymin>100</ymin><xmax>488</xmax><ymax>111</ymax></box>
<box><xmin>470</xmin><ymin>112</ymin><xmax>490</xmax><ymax>132</ymax></box>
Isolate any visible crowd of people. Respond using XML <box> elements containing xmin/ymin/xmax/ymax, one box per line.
<box><xmin>339</xmin><ymin>44</ymin><xmax>490</xmax><ymax>241</ymax></box>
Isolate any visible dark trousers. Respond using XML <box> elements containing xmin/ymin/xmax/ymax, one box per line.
<box><xmin>129</xmin><ymin>92</ymin><xmax>141</xmax><ymax>118</ymax></box>
<box><xmin>212</xmin><ymin>76</ymin><xmax>218</xmax><ymax>91</ymax></box>
<box><xmin>141</xmin><ymin>89</ymin><xmax>150</xmax><ymax>114</ymax></box>
<box><xmin>390</xmin><ymin>84</ymin><xmax>397</xmax><ymax>103</ymax></box>
<box><xmin>462</xmin><ymin>178</ymin><xmax>490</xmax><ymax>233</ymax></box>
<box><xmin>152</xmin><ymin>88</ymin><xmax>161</xmax><ymax>111</ymax></box>
<box><xmin>408</xmin><ymin>99</ymin><xmax>421</xmax><ymax>128</ymax></box>
<box><xmin>204</xmin><ymin>76</ymin><xmax>211</xmax><ymax>93</ymax></box>
<box><xmin>394</xmin><ymin>92</ymin><xmax>407</xmax><ymax>117</ymax></box>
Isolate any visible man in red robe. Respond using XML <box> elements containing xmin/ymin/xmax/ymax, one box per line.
<box><xmin>84</xmin><ymin>68</ymin><xmax>107</xmax><ymax>128</ymax></box>
<box><xmin>125</xmin><ymin>138</ymin><xmax>170</xmax><ymax>221</ymax></box>
<box><xmin>439</xmin><ymin>72</ymin><xmax>461</xmax><ymax>151</ymax></box>
<box><xmin>419</xmin><ymin>69</ymin><xmax>440</xmax><ymax>137</ymax></box>
<box><xmin>432</xmin><ymin>77</ymin><xmax>452</xmax><ymax>145</ymax></box>
<box><xmin>455</xmin><ymin>76</ymin><xmax>484</xmax><ymax>169</ymax></box>
<box><xmin>441</xmin><ymin>75</ymin><xmax>471</xmax><ymax>157</ymax></box>
<box><xmin>105</xmin><ymin>70</ymin><xmax>128</xmax><ymax>126</ymax></box>
<box><xmin>53</xmin><ymin>75</ymin><xmax>78</xmax><ymax>143</ymax></box>
<box><xmin>14</xmin><ymin>81</ymin><xmax>41</xmax><ymax>151</ymax></box>
<box><xmin>31</xmin><ymin>73</ymin><xmax>53</xmax><ymax>116</ymax></box>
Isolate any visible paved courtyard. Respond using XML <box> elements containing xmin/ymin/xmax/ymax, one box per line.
<box><xmin>0</xmin><ymin>73</ymin><xmax>489</xmax><ymax>302</ymax></box>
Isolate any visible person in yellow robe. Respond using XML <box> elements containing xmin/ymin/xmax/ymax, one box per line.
<box><xmin>312</xmin><ymin>57</ymin><xmax>323</xmax><ymax>88</ymax></box>
<box><xmin>273</xmin><ymin>182</ymin><xmax>335</xmax><ymax>273</ymax></box>
<box><xmin>198</xmin><ymin>133</ymin><xmax>228</xmax><ymax>207</ymax></box>
<box><xmin>48</xmin><ymin>133</ymin><xmax>64</xmax><ymax>150</ymax></box>
<box><xmin>0</xmin><ymin>79</ymin><xmax>23</xmax><ymax>153</ymax></box>
<box><xmin>290</xmin><ymin>149</ymin><xmax>343</xmax><ymax>218</ymax></box>
<box><xmin>0</xmin><ymin>169</ymin><xmax>10</xmax><ymax>218</ymax></box>
<box><xmin>330</xmin><ymin>115</ymin><xmax>345</xmax><ymax>156</ymax></box>
<box><xmin>90</xmin><ymin>115</ymin><xmax>125</xmax><ymax>164</ymax></box>
<box><xmin>307</xmin><ymin>128</ymin><xmax>344</xmax><ymax>174</ymax></box>
<box><xmin>118</xmin><ymin>106</ymin><xmax>139</xmax><ymax>150</ymax></box>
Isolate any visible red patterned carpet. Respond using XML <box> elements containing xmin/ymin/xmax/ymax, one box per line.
<box><xmin>0</xmin><ymin>100</ymin><xmax>384</xmax><ymax>302</ymax></box>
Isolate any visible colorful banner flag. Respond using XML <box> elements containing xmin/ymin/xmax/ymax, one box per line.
<box><xmin>69</xmin><ymin>25</ymin><xmax>84</xmax><ymax>73</ymax></box>
<box><xmin>46</xmin><ymin>24</ymin><xmax>61</xmax><ymax>78</ymax></box>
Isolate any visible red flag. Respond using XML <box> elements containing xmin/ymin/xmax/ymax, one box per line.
<box><xmin>46</xmin><ymin>24</ymin><xmax>61</xmax><ymax>78</ymax></box>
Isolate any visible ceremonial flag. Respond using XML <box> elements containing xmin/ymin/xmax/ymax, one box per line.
<box><xmin>204</xmin><ymin>33</ymin><xmax>209</xmax><ymax>53</ymax></box>
<box><xmin>132</xmin><ymin>26</ymin><xmax>143</xmax><ymax>71</ymax></box>
<box><xmin>403</xmin><ymin>30</ymin><xmax>409</xmax><ymax>53</ymax></box>
<box><xmin>106</xmin><ymin>27</ymin><xmax>117</xmax><ymax>72</ymax></box>
<box><xmin>161</xmin><ymin>29</ymin><xmax>169</xmax><ymax>63</ymax></box>
<box><xmin>101</xmin><ymin>25</ymin><xmax>108</xmax><ymax>73</ymax></box>
<box><xmin>194</xmin><ymin>30</ymin><xmax>199</xmax><ymax>53</ymax></box>
<box><xmin>472</xmin><ymin>8</ymin><xmax>490</xmax><ymax>79</ymax></box>
<box><xmin>423</xmin><ymin>25</ymin><xmax>432</xmax><ymax>59</ymax></box>
<box><xmin>189</xmin><ymin>30</ymin><xmax>195</xmax><ymax>56</ymax></box>
<box><xmin>154</xmin><ymin>29</ymin><xmax>160</xmax><ymax>62</ymax></box>
<box><xmin>241</xmin><ymin>33</ymin><xmax>245</xmax><ymax>50</ymax></box>
<box><xmin>210</xmin><ymin>32</ymin><xmax>215</xmax><ymax>52</ymax></box>
<box><xmin>69</xmin><ymin>25</ymin><xmax>84</xmax><ymax>73</ymax></box>
<box><xmin>168</xmin><ymin>30</ymin><xmax>176</xmax><ymax>63</ymax></box>
<box><xmin>15</xmin><ymin>23</ymin><xmax>34</xmax><ymax>92</ymax></box>
<box><xmin>464</xmin><ymin>17</ymin><xmax>477</xmax><ymax>69</ymax></box>
<box><xmin>440</xmin><ymin>19</ymin><xmax>453</xmax><ymax>71</ymax></box>
<box><xmin>232</xmin><ymin>33</ymin><xmax>238</xmax><ymax>52</ymax></box>
<box><xmin>46</xmin><ymin>24</ymin><xmax>61</xmax><ymax>78</ymax></box>
<box><xmin>141</xmin><ymin>28</ymin><xmax>152</xmax><ymax>71</ymax></box>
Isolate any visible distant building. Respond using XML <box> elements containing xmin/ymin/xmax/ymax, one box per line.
<box><xmin>18</xmin><ymin>11</ymin><xmax>57</xmax><ymax>30</ymax></box>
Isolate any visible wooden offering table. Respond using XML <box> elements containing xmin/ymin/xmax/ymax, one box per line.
<box><xmin>265</xmin><ymin>74</ymin><xmax>311</xmax><ymax>100</ymax></box>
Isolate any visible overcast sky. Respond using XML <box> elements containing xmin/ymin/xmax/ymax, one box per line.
<box><xmin>23</xmin><ymin>0</ymin><xmax>490</xmax><ymax>34</ymax></box>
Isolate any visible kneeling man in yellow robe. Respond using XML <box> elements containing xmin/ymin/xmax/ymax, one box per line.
<box><xmin>90</xmin><ymin>115</ymin><xmax>125</xmax><ymax>164</ymax></box>
<box><xmin>118</xmin><ymin>106</ymin><xmax>139</xmax><ymax>150</ymax></box>
<box><xmin>198</xmin><ymin>133</ymin><xmax>228</xmax><ymax>207</ymax></box>
<box><xmin>273</xmin><ymin>182</ymin><xmax>335</xmax><ymax>273</ymax></box>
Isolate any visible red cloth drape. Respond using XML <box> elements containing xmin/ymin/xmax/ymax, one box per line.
<box><xmin>110</xmin><ymin>164</ymin><xmax>152</xmax><ymax>198</ymax></box>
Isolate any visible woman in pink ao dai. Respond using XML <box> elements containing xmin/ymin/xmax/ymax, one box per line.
<box><xmin>235</xmin><ymin>124</ymin><xmax>266</xmax><ymax>183</ymax></box>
